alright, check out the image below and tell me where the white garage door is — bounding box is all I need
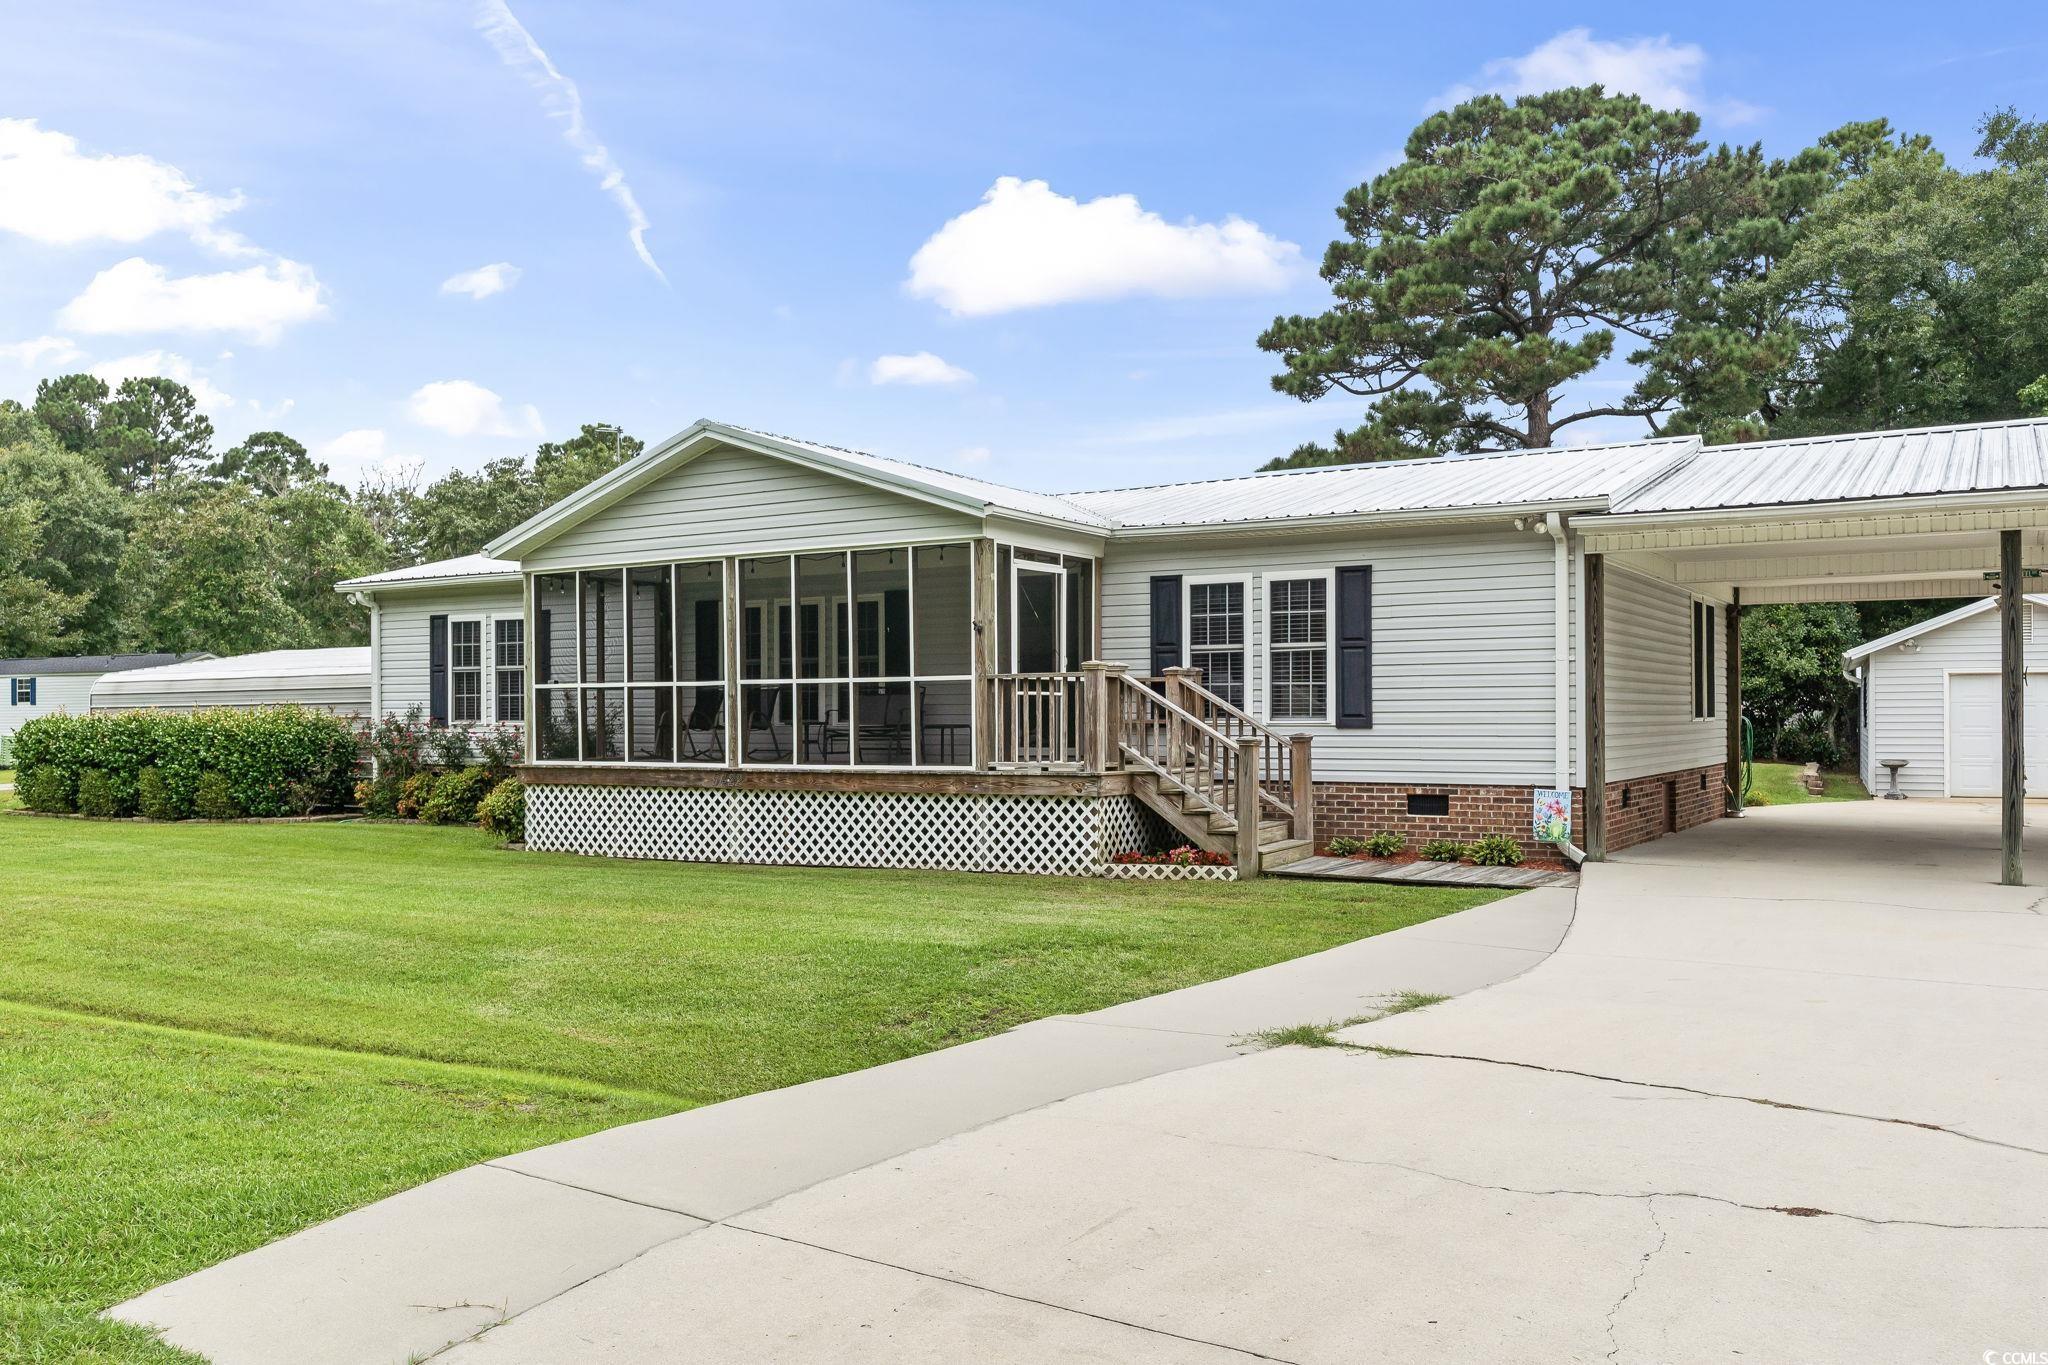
[1947,673,2048,796]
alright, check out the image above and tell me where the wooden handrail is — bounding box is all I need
[987,672,1087,769]
[1154,667,1311,839]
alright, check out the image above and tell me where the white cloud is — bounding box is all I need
[953,445,992,466]
[1427,28,1761,123]
[58,256,327,344]
[0,118,252,253]
[869,351,974,387]
[407,379,542,438]
[441,262,522,300]
[474,1,665,282]
[89,350,233,412]
[906,177,1302,317]
[0,335,83,368]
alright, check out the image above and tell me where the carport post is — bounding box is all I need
[1585,553,1606,861]
[1726,588,1743,815]
[2001,529,2025,886]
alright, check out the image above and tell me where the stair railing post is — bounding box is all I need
[1081,661,1117,773]
[1289,733,1314,845]
[1162,666,1189,772]
[1234,736,1262,879]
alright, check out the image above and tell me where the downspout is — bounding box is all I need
[350,590,379,777]
[1542,512,1586,864]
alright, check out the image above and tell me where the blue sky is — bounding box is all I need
[1,2,2040,493]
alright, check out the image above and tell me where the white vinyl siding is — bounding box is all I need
[523,443,981,571]
[1103,527,1567,785]
[372,581,526,723]
[1603,566,1727,782]
[1,673,97,738]
[1859,599,2048,798]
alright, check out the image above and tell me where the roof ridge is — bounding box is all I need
[1704,415,2048,454]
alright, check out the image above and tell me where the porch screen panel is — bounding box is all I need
[579,570,626,762]
[739,556,795,763]
[676,562,726,763]
[534,574,578,758]
[1063,557,1093,665]
[852,550,912,765]
[912,543,974,767]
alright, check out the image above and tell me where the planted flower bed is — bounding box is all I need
[1100,845,1238,881]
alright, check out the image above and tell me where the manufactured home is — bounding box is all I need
[1,653,206,758]
[91,647,373,717]
[337,416,2048,879]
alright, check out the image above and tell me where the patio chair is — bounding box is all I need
[681,690,725,761]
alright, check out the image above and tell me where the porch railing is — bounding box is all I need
[1158,668,1299,828]
[987,672,1087,768]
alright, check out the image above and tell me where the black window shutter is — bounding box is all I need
[537,608,552,683]
[1705,605,1716,718]
[1148,575,1183,677]
[1335,565,1372,729]
[429,614,449,727]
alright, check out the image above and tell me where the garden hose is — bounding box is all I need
[1739,714,1755,809]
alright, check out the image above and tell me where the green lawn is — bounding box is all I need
[1748,760,1870,805]
[0,815,1498,1361]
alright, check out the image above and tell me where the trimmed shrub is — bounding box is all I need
[1325,835,1369,856]
[76,769,119,818]
[1419,837,1468,862]
[477,777,526,842]
[193,772,241,820]
[397,772,438,821]
[11,706,358,820]
[420,766,492,825]
[1362,830,1404,858]
[18,767,75,814]
[1466,833,1524,867]
[137,766,185,821]
[354,774,402,818]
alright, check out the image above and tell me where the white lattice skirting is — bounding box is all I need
[526,785,1163,877]
[1097,863,1238,882]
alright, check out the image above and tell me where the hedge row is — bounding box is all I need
[11,707,360,819]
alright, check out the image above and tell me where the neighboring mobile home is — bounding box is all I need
[1844,596,2048,799]
[1,653,205,758]
[91,648,374,717]
[338,416,2048,877]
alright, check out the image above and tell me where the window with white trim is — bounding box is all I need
[1186,579,1246,707]
[450,618,484,723]
[1267,576,1331,722]
[494,619,525,723]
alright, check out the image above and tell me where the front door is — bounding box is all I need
[1013,562,1065,673]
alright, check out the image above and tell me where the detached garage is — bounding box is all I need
[91,648,372,717]
[1845,597,2048,798]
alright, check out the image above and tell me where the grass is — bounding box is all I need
[1246,989,1452,1049]
[0,815,1500,1360]
[1747,761,1870,806]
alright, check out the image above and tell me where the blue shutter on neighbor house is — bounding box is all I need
[429,615,449,727]
[1149,575,1183,677]
[1335,565,1372,729]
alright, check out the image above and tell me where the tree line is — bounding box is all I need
[0,375,643,659]
[1265,88,2048,762]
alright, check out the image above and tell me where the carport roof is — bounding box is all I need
[1611,418,2048,514]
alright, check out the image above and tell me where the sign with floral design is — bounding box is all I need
[1532,788,1571,844]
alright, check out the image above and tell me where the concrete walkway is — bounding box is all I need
[111,885,1571,1365]
[416,800,2046,1363]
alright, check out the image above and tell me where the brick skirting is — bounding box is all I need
[1311,762,1730,860]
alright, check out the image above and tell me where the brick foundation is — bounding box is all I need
[1311,762,1730,860]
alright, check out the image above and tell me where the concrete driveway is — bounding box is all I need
[119,801,2048,1362]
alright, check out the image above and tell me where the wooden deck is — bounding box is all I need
[1272,854,1577,889]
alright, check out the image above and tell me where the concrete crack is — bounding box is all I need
[1358,1047,2048,1161]
[1605,1200,1665,1362]
[1067,1115,2048,1232]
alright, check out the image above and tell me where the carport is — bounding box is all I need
[1574,419,2048,884]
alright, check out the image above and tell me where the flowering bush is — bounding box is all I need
[1111,845,1232,867]
[364,707,430,780]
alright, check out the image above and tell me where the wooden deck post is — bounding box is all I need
[2001,529,2025,886]
[1235,736,1262,879]
[1584,553,1607,862]
[972,538,998,770]
[1725,588,1743,815]
[1289,733,1314,846]
[1081,661,1122,774]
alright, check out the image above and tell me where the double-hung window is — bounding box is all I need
[1692,600,1717,720]
[494,619,526,723]
[449,619,484,724]
[1186,579,1247,707]
[9,677,34,706]
[1267,576,1331,723]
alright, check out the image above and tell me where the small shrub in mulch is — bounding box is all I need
[1465,833,1524,867]
[1418,838,1469,863]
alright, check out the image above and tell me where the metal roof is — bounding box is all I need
[337,554,521,590]
[1057,437,1699,529]
[92,647,371,687]
[0,651,205,676]
[1612,418,2048,514]
[730,426,1115,529]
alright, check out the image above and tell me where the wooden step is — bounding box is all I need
[1259,838,1314,872]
